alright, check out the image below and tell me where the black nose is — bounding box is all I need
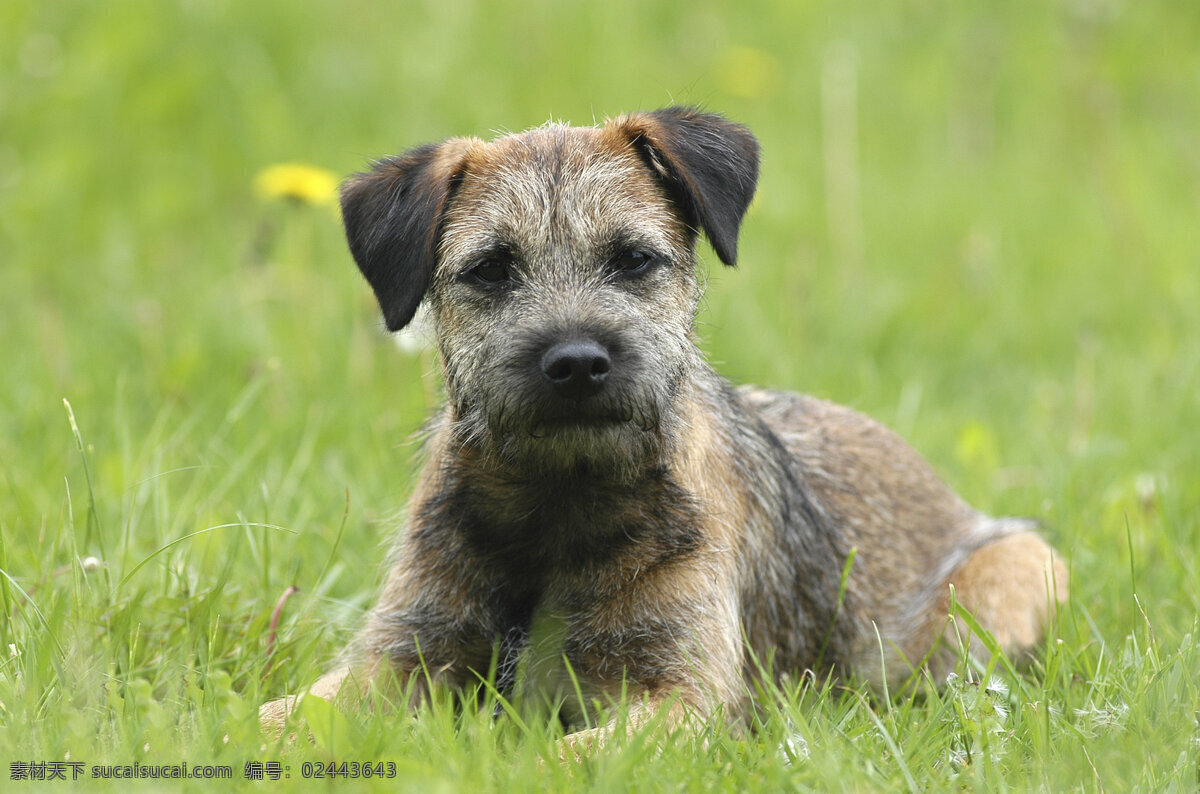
[540,340,611,400]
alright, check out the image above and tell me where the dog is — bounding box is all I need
[259,107,1068,751]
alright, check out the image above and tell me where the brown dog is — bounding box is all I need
[260,107,1067,749]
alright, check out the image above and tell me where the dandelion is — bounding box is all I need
[716,47,782,100]
[955,421,1000,473]
[781,732,810,763]
[777,721,810,764]
[1135,472,1163,512]
[253,162,338,207]
[248,162,339,266]
[1073,701,1130,736]
[984,676,1011,721]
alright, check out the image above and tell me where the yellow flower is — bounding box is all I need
[955,421,1000,473]
[716,47,782,100]
[253,163,338,206]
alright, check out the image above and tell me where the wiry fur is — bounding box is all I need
[260,108,1068,750]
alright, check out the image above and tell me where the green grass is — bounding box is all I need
[2,0,1198,789]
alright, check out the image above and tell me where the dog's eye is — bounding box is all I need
[610,250,655,276]
[468,259,511,285]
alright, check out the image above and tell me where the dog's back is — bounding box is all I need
[739,387,1065,686]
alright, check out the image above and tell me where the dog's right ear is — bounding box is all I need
[340,140,472,332]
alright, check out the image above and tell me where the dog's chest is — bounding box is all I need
[451,469,706,578]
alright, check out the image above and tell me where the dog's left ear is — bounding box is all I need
[341,139,473,332]
[617,107,760,266]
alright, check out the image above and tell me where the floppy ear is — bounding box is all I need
[340,139,471,331]
[617,106,760,266]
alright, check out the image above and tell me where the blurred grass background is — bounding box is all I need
[1,0,1198,789]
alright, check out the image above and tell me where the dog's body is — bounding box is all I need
[261,108,1067,746]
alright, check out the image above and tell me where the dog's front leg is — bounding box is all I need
[258,664,369,735]
[259,530,512,735]
[551,556,744,759]
[555,691,699,761]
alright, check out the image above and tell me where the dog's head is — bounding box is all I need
[341,107,759,480]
